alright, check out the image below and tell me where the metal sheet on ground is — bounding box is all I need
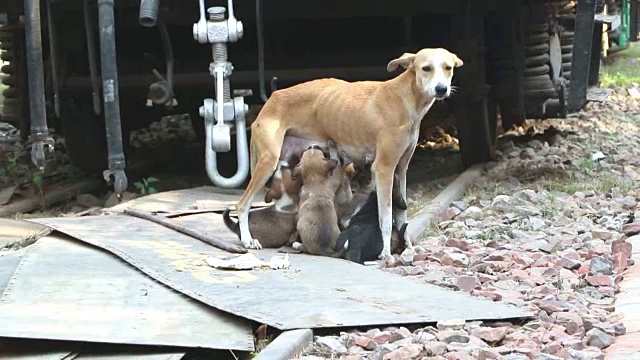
[29,215,532,330]
[104,186,267,216]
[0,235,254,351]
[0,249,24,295]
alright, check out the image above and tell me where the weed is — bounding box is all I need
[601,42,640,87]
[6,155,19,177]
[134,177,159,196]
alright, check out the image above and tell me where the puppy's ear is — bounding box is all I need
[452,53,464,68]
[344,163,356,179]
[324,158,339,174]
[338,150,352,167]
[264,189,274,203]
[291,165,302,181]
[387,53,416,73]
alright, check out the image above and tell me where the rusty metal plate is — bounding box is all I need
[0,235,254,351]
[29,214,532,330]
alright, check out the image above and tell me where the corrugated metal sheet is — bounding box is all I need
[30,211,532,330]
[0,235,254,351]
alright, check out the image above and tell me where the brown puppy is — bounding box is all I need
[223,161,301,248]
[292,147,342,256]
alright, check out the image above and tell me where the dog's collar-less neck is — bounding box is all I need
[386,71,434,123]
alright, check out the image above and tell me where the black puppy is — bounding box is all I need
[334,180,410,264]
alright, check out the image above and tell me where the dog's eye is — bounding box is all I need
[444,65,453,71]
[422,66,432,72]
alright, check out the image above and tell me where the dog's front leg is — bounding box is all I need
[371,161,396,264]
[394,145,417,248]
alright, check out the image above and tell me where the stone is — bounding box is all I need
[445,238,471,251]
[586,328,615,349]
[491,195,511,209]
[372,331,393,344]
[422,341,448,356]
[589,256,613,275]
[436,319,466,331]
[355,335,376,350]
[553,312,584,335]
[439,252,470,267]
[437,331,470,344]
[557,256,582,270]
[392,327,412,341]
[461,206,484,220]
[316,336,348,355]
[591,230,612,240]
[586,275,612,287]
[611,238,633,261]
[456,275,478,292]
[382,344,423,360]
[413,330,436,344]
[470,326,509,343]
[566,348,605,360]
[534,299,571,312]
[622,222,640,236]
[399,248,416,266]
[369,344,397,360]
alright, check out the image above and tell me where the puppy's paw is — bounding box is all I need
[292,241,303,250]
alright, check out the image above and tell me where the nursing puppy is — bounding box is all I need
[336,162,406,230]
[335,175,409,264]
[292,146,342,256]
[223,161,301,248]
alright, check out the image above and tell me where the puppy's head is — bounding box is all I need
[264,161,289,203]
[293,148,339,184]
[386,48,463,100]
[391,222,409,254]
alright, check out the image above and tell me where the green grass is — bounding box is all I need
[601,42,640,87]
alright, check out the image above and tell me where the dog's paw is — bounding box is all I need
[292,241,302,250]
[242,238,263,250]
[378,250,395,265]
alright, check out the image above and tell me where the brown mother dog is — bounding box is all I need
[235,48,463,263]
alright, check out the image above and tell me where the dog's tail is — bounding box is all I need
[222,208,241,236]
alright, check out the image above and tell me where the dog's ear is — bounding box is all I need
[452,53,464,68]
[324,158,339,174]
[387,53,416,73]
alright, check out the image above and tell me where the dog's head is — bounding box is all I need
[292,148,339,184]
[386,48,463,100]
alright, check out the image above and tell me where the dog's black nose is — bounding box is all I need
[435,84,448,97]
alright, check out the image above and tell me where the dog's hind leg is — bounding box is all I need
[236,122,285,249]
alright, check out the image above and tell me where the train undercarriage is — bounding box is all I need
[0,0,637,195]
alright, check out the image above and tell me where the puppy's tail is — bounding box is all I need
[222,208,241,236]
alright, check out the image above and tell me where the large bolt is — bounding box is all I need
[207,7,226,21]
